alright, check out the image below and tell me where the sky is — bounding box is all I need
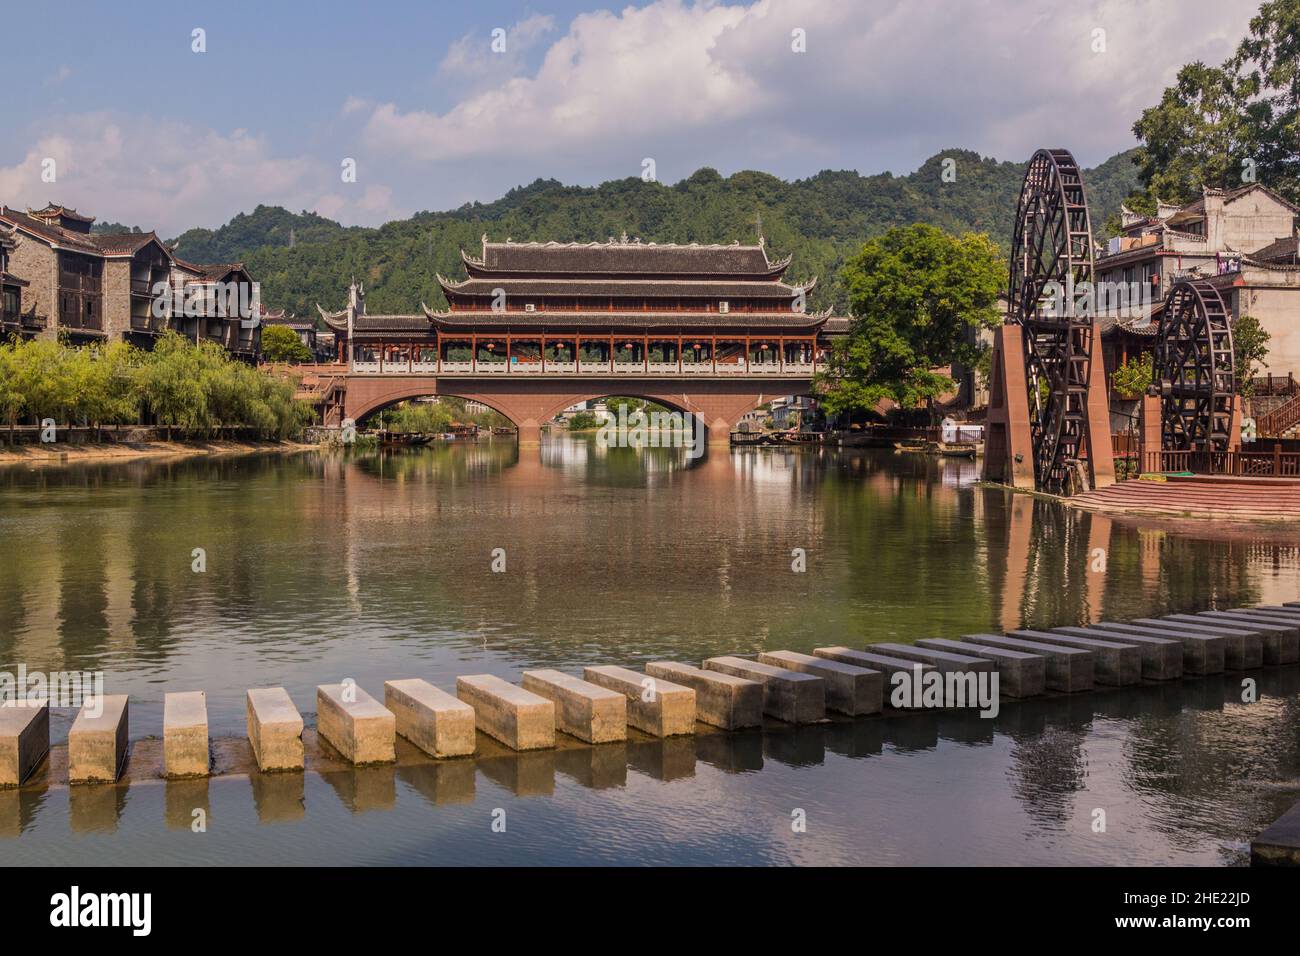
[0,0,1264,236]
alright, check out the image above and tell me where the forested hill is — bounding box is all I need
[168,148,1141,318]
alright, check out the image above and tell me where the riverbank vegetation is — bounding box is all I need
[0,332,314,443]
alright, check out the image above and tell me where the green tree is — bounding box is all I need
[0,344,22,445]
[1111,353,1155,398]
[261,324,313,363]
[136,332,208,439]
[1131,0,1300,205]
[1233,314,1272,396]
[815,224,1004,420]
[1132,61,1254,204]
[10,338,76,425]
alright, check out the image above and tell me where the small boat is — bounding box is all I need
[376,430,433,447]
[893,439,928,453]
[935,442,977,458]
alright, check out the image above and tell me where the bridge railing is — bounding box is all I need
[347,358,819,377]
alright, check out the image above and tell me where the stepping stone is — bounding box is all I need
[960,635,1094,693]
[384,679,476,757]
[757,650,882,715]
[317,683,396,765]
[1108,620,1226,674]
[163,691,209,778]
[1053,627,1182,680]
[645,662,761,730]
[1008,630,1141,686]
[521,669,627,744]
[0,700,49,787]
[583,665,695,737]
[456,675,555,751]
[916,639,1045,698]
[1162,615,1263,669]
[1252,799,1300,866]
[702,656,825,723]
[69,695,130,784]
[867,643,994,674]
[1212,610,1300,664]
[246,687,304,772]
[813,647,935,709]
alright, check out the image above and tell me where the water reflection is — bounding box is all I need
[1,438,1300,863]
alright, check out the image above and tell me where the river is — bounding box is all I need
[1,437,1298,864]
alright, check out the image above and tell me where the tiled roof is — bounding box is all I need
[464,239,792,278]
[30,203,94,223]
[174,258,246,281]
[88,232,163,256]
[438,275,815,299]
[421,309,832,331]
[0,206,102,253]
[1251,236,1299,263]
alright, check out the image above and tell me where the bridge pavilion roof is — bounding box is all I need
[462,236,794,279]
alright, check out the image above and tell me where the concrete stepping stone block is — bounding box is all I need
[812,647,935,708]
[702,656,825,723]
[1009,630,1141,686]
[0,700,49,788]
[1053,627,1182,681]
[1162,615,1263,669]
[317,683,396,764]
[1212,610,1300,664]
[915,638,1045,697]
[246,687,304,772]
[69,695,130,784]
[645,662,762,730]
[960,634,1094,692]
[163,691,209,778]
[456,675,555,751]
[757,650,882,715]
[384,679,476,757]
[1105,620,1225,674]
[521,669,627,744]
[583,665,695,737]
[868,643,994,675]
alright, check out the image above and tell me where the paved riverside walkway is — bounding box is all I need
[1070,475,1300,521]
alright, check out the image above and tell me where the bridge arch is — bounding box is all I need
[340,375,814,445]
[345,378,521,430]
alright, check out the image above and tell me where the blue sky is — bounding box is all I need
[0,0,1262,235]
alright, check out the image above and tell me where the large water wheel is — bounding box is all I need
[1007,149,1098,494]
[1152,279,1236,453]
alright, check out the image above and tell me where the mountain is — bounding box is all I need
[165,149,1141,318]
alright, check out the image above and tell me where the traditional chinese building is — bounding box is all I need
[1096,185,1300,384]
[0,203,261,359]
[1,221,38,340]
[320,235,836,375]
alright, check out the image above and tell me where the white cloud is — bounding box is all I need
[0,113,399,235]
[361,0,1261,179]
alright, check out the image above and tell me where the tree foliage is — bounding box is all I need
[1132,0,1300,204]
[261,325,313,363]
[1233,314,1272,395]
[1110,353,1155,398]
[814,224,1005,418]
[0,332,313,442]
